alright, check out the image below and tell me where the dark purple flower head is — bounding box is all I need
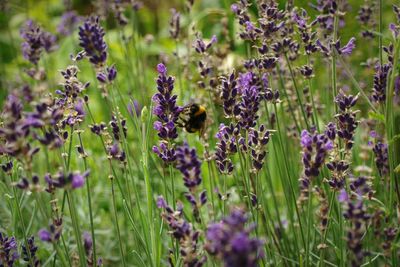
[194,35,217,54]
[335,91,359,150]
[57,10,82,36]
[176,142,202,189]
[97,64,117,84]
[389,23,399,38]
[78,16,107,66]
[372,142,389,177]
[83,232,93,255]
[215,123,240,174]
[337,37,356,56]
[152,63,182,163]
[238,85,260,130]
[152,142,176,163]
[20,20,57,64]
[205,209,264,267]
[38,222,62,243]
[340,188,370,266]
[44,170,89,191]
[169,8,180,39]
[221,71,240,118]
[298,127,333,204]
[372,64,391,104]
[248,125,271,172]
[158,198,206,266]
[0,232,19,267]
[21,236,39,266]
[300,128,333,178]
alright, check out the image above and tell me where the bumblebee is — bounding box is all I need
[178,103,207,134]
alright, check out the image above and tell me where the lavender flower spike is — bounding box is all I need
[152,63,182,163]
[176,142,202,189]
[78,16,107,66]
[0,232,19,267]
[338,37,356,56]
[205,209,264,267]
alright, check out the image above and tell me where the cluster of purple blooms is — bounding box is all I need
[248,125,271,172]
[78,16,107,67]
[152,63,182,163]
[371,64,391,104]
[57,10,82,36]
[372,141,389,177]
[205,209,264,267]
[0,232,19,267]
[215,123,239,174]
[175,142,207,220]
[157,197,206,267]
[20,20,57,65]
[335,91,359,150]
[339,180,371,267]
[44,170,90,191]
[298,127,333,204]
[21,236,40,267]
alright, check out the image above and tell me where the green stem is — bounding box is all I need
[11,180,35,267]
[111,178,127,267]
[66,191,87,267]
[77,133,97,265]
[284,53,310,130]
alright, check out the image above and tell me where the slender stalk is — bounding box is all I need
[111,177,127,267]
[77,133,97,265]
[386,40,400,211]
[64,127,86,267]
[65,191,87,267]
[331,12,339,115]
[141,110,158,267]
[10,178,35,267]
[284,53,310,130]
[378,0,383,65]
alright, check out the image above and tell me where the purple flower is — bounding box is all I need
[78,16,107,66]
[389,23,399,38]
[176,142,202,189]
[335,91,359,150]
[96,65,117,83]
[152,63,182,163]
[38,221,62,244]
[38,229,52,242]
[194,35,217,54]
[238,85,260,130]
[215,123,239,174]
[169,8,180,39]
[156,195,167,208]
[21,236,39,266]
[0,232,19,267]
[300,127,332,178]
[71,172,85,189]
[44,170,89,191]
[158,198,206,266]
[338,189,349,203]
[20,20,57,65]
[248,125,271,172]
[372,142,389,177]
[205,209,264,267]
[341,189,370,266]
[372,64,391,103]
[57,10,82,36]
[83,232,93,255]
[298,127,333,204]
[338,37,356,56]
[221,71,240,118]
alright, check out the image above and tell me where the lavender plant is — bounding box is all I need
[0,0,400,266]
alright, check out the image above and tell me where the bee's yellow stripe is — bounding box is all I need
[194,105,206,116]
